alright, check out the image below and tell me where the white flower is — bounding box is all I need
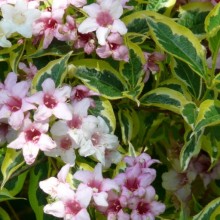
[1,0,41,38]
[0,20,12,47]
[78,0,127,45]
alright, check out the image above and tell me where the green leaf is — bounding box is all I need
[0,207,10,220]
[27,40,73,58]
[213,72,220,92]
[180,129,203,171]
[202,125,220,167]
[159,78,192,100]
[73,59,126,99]
[120,42,145,101]
[28,161,54,220]
[193,197,220,220]
[0,188,25,202]
[181,102,198,129]
[120,44,145,89]
[9,43,25,73]
[32,52,72,91]
[1,149,24,188]
[171,58,204,99]
[177,2,213,35]
[146,0,176,14]
[89,97,116,132]
[140,87,190,114]
[195,100,220,132]
[205,3,220,57]
[118,108,134,144]
[146,13,208,80]
[4,171,28,197]
[123,12,149,44]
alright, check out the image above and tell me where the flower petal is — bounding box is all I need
[83,3,101,17]
[96,26,110,45]
[44,201,65,218]
[78,17,99,34]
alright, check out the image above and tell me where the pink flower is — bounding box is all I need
[40,164,71,198]
[74,32,96,54]
[69,115,119,165]
[78,0,127,45]
[73,163,119,207]
[18,62,38,81]
[28,78,72,121]
[69,0,87,7]
[96,32,129,62]
[71,84,99,106]
[130,189,166,220]
[0,72,36,130]
[43,184,92,220]
[40,164,92,219]
[7,117,56,165]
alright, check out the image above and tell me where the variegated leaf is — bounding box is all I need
[181,102,198,129]
[205,3,220,59]
[180,129,203,171]
[146,14,208,80]
[1,149,24,188]
[32,51,72,91]
[171,58,204,99]
[140,87,190,114]
[178,2,213,35]
[73,59,127,99]
[195,100,220,132]
[193,197,220,220]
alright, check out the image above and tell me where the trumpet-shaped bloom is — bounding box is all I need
[73,163,119,207]
[1,0,41,38]
[78,0,127,45]
[0,72,36,130]
[7,117,56,165]
[27,78,72,121]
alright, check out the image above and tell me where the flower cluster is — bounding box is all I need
[40,153,165,220]
[0,0,129,61]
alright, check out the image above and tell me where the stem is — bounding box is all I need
[6,201,20,220]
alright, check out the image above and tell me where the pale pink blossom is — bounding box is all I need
[18,62,38,81]
[27,78,72,121]
[96,32,129,62]
[1,0,41,38]
[54,15,77,42]
[40,164,71,198]
[71,84,99,106]
[78,0,127,45]
[33,1,66,48]
[43,184,92,220]
[73,163,119,207]
[130,189,166,220]
[0,72,36,130]
[69,0,87,7]
[69,115,119,165]
[74,32,96,54]
[7,117,56,165]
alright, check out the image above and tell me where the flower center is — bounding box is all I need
[88,179,102,193]
[137,201,150,215]
[7,97,22,112]
[43,94,57,109]
[25,128,41,143]
[47,18,57,29]
[13,12,26,25]
[91,132,100,146]
[125,177,139,192]
[96,11,113,27]
[60,136,72,150]
[67,115,82,129]
[108,199,121,213]
[65,200,81,215]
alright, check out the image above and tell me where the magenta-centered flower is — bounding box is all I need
[7,117,56,165]
[78,0,127,45]
[73,163,119,207]
[28,78,72,121]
